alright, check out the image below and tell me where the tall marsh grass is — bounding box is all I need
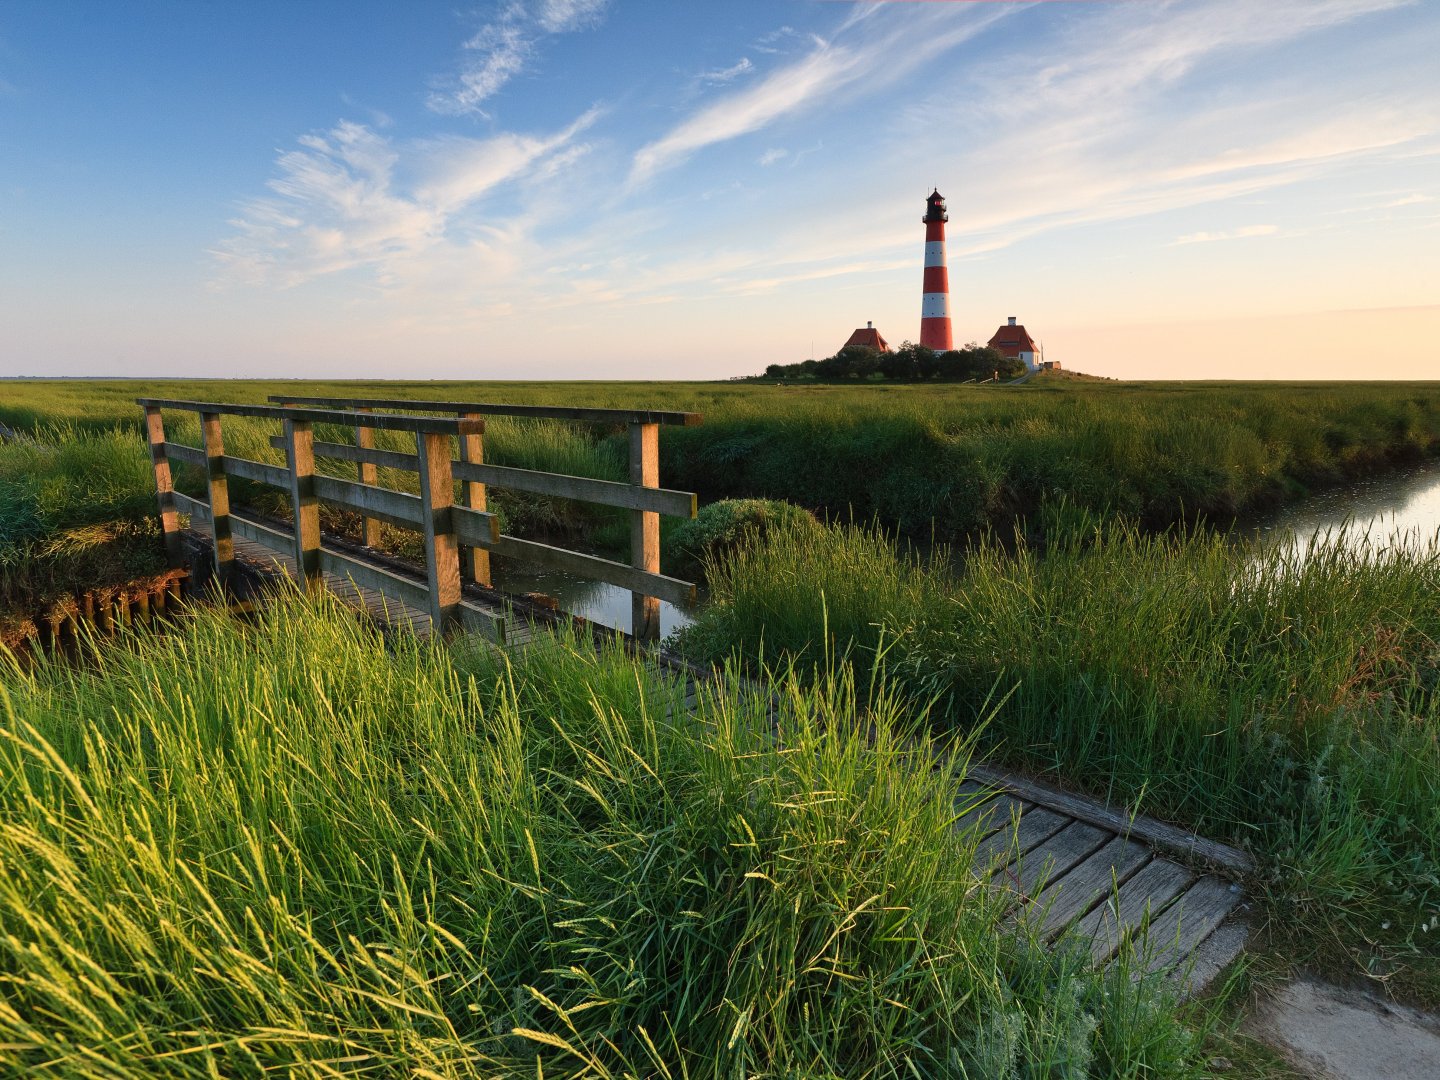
[0,594,1205,1076]
[3,378,1438,542]
[683,517,1440,999]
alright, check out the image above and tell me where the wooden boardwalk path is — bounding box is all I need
[183,516,1252,999]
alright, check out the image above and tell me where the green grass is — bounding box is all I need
[679,516,1440,1004]
[0,425,167,615]
[0,593,1213,1076]
[3,378,1439,543]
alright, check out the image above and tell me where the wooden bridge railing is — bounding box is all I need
[139,396,700,641]
[267,395,700,640]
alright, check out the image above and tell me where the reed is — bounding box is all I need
[683,516,1440,1001]
[0,594,1204,1076]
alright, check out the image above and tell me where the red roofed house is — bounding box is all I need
[988,316,1046,371]
[842,321,890,353]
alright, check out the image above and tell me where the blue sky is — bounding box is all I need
[1,0,1437,380]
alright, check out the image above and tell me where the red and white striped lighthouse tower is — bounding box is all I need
[919,188,953,352]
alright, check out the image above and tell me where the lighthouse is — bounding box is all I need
[919,188,953,352]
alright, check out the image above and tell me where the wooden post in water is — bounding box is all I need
[283,418,322,593]
[416,431,463,634]
[629,422,661,641]
[200,411,234,589]
[143,406,183,568]
[457,410,491,587]
[353,407,383,549]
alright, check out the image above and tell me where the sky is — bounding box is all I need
[0,0,1437,381]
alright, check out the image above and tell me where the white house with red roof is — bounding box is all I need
[988,316,1046,371]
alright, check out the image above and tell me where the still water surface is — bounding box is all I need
[488,463,1440,635]
[1249,462,1440,558]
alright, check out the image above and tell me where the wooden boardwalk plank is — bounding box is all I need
[954,790,1029,837]
[968,764,1254,874]
[1131,875,1245,976]
[972,807,1071,876]
[1000,820,1113,901]
[1022,836,1151,938]
[1070,857,1194,965]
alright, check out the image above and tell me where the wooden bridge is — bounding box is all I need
[139,393,1252,997]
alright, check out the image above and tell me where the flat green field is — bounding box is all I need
[5,376,1440,537]
[4,377,1440,1074]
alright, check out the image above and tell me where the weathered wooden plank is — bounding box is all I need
[145,410,183,567]
[968,764,1255,874]
[630,421,661,641]
[268,394,702,427]
[458,410,490,587]
[312,474,426,528]
[172,490,210,522]
[162,440,205,468]
[222,454,291,490]
[953,790,1029,838]
[138,398,482,436]
[1131,875,1244,976]
[416,430,463,634]
[284,420,322,591]
[316,548,505,644]
[201,412,233,588]
[972,807,1071,876]
[1022,837,1152,938]
[270,435,419,473]
[353,409,382,549]
[454,459,697,518]
[1000,821,1112,901]
[1070,857,1194,965]
[1168,919,1250,1000]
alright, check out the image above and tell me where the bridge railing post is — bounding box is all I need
[458,410,491,587]
[283,418,322,593]
[200,410,234,590]
[143,406,183,568]
[629,421,661,641]
[353,407,382,549]
[416,430,463,635]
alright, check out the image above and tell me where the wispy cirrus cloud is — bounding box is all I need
[629,5,1007,184]
[697,57,753,85]
[1173,224,1279,245]
[428,0,610,117]
[214,109,598,287]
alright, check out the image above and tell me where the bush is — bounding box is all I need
[666,497,819,577]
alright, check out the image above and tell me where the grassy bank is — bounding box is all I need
[0,425,167,624]
[680,517,1440,1003]
[3,379,1439,544]
[0,594,1209,1076]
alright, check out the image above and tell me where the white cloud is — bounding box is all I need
[1386,193,1435,207]
[1173,224,1280,245]
[428,1,610,117]
[537,0,607,33]
[630,6,1005,184]
[699,57,753,85]
[758,147,787,167]
[214,110,597,287]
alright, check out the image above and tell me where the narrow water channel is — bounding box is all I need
[1248,461,1440,559]
[489,559,695,636]
[486,462,1440,635]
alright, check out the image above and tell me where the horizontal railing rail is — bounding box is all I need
[267,394,701,427]
[142,394,702,640]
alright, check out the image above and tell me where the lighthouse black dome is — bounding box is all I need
[923,189,948,223]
